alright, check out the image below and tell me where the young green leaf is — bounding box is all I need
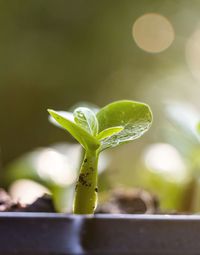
[73,107,98,136]
[48,109,100,151]
[69,102,99,114]
[49,111,74,129]
[96,100,152,151]
[97,126,123,140]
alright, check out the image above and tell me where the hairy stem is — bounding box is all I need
[73,149,99,214]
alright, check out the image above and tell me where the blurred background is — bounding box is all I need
[1,0,200,213]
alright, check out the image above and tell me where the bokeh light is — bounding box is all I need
[35,148,77,186]
[186,27,200,82]
[132,13,175,53]
[144,143,188,183]
[9,179,50,204]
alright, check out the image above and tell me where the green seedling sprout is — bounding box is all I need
[48,100,152,214]
[165,101,200,211]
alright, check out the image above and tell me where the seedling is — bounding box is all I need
[48,100,152,214]
[165,102,200,211]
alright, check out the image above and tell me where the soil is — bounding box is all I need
[96,188,159,214]
[0,189,56,212]
[0,187,159,213]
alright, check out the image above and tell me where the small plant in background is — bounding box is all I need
[1,144,82,212]
[48,100,152,214]
[1,142,109,213]
[164,101,200,211]
[165,101,200,156]
[140,142,190,212]
[130,101,200,213]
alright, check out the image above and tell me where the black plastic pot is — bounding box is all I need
[1,213,200,254]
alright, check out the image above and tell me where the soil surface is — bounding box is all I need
[96,188,159,214]
[0,187,159,213]
[0,189,56,212]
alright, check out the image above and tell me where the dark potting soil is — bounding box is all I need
[0,187,159,213]
[96,188,159,214]
[0,189,56,212]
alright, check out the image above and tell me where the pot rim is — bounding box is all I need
[0,212,200,220]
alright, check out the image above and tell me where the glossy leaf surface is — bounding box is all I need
[73,107,98,136]
[48,109,100,151]
[96,100,152,151]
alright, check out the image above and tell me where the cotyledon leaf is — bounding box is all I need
[49,111,74,129]
[73,107,98,136]
[49,101,99,129]
[96,100,152,151]
[48,109,100,151]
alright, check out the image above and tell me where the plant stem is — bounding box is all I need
[73,149,99,214]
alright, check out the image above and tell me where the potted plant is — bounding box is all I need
[1,100,200,255]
